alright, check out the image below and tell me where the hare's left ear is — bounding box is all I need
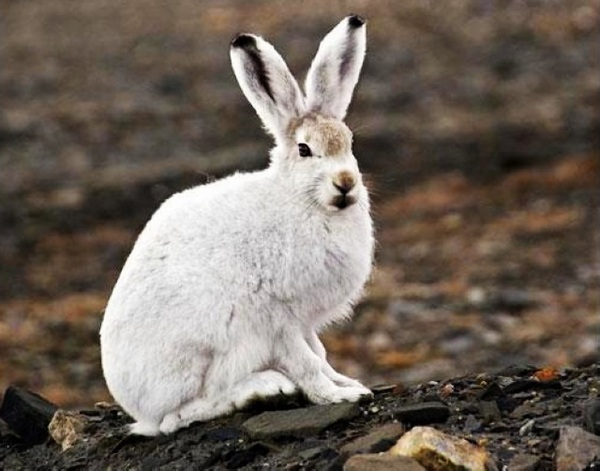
[305,15,366,120]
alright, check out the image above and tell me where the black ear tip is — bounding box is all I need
[231,33,256,49]
[348,15,366,28]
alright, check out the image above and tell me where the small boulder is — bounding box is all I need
[0,386,58,445]
[554,426,600,471]
[390,426,498,471]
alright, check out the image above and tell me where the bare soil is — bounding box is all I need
[0,0,598,412]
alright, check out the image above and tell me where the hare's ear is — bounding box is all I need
[305,15,366,120]
[231,34,305,143]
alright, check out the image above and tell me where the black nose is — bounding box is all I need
[333,182,352,195]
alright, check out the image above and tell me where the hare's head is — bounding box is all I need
[230,16,367,212]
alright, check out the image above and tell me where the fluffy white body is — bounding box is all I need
[100,15,374,436]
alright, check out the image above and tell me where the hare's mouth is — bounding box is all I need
[331,194,357,210]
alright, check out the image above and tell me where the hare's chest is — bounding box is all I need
[322,217,373,286]
[283,213,373,309]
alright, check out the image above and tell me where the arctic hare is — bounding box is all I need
[100,15,374,436]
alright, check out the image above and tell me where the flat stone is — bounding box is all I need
[507,453,540,471]
[0,386,58,445]
[555,426,600,471]
[390,402,450,425]
[340,423,406,458]
[343,453,426,471]
[583,399,600,435]
[48,410,89,450]
[242,402,359,439]
[297,445,327,461]
[496,365,538,377]
[503,379,562,394]
[390,426,498,471]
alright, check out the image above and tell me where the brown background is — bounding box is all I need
[1,0,598,408]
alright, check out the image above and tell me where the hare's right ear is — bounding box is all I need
[231,34,305,143]
[305,15,367,120]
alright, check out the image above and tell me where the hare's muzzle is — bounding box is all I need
[331,171,358,209]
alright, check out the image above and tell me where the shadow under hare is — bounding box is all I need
[100,15,374,436]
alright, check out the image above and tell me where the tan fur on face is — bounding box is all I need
[292,114,352,157]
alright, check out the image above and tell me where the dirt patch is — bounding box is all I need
[0,0,598,410]
[1,364,599,470]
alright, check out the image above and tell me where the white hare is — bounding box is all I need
[100,15,374,436]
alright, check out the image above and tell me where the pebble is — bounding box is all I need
[519,419,536,436]
[242,402,359,439]
[464,414,483,433]
[554,426,600,471]
[343,453,426,471]
[390,426,498,471]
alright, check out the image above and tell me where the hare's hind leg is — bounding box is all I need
[229,370,297,408]
[159,396,229,435]
[129,420,161,436]
[159,370,297,434]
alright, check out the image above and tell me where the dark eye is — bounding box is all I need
[298,143,312,157]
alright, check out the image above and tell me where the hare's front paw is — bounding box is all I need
[325,369,370,390]
[308,384,372,405]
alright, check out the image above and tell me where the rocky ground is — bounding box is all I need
[1,363,599,470]
[0,0,599,451]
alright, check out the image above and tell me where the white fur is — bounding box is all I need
[100,16,373,436]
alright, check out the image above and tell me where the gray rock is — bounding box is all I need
[242,402,359,439]
[343,453,426,471]
[464,414,483,433]
[340,423,406,458]
[390,402,450,425]
[507,453,540,471]
[555,426,600,471]
[583,399,600,436]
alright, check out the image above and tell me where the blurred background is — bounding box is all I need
[0,0,598,408]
